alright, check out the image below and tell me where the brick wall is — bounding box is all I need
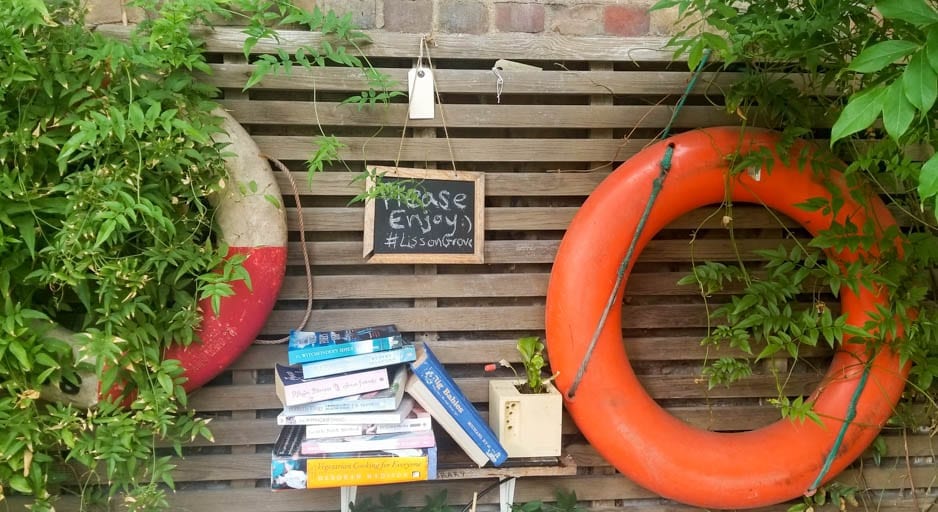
[85,0,681,37]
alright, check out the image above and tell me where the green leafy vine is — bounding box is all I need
[0,0,402,509]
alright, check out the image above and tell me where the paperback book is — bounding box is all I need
[408,343,507,466]
[277,366,408,419]
[271,442,437,490]
[301,343,417,379]
[288,324,404,365]
[300,429,436,455]
[274,364,389,407]
[406,373,491,467]
[304,405,431,438]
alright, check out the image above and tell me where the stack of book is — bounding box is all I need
[270,325,509,491]
[271,325,437,490]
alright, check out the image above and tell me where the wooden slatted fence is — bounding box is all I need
[29,26,938,512]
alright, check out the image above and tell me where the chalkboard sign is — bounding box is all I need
[363,167,485,264]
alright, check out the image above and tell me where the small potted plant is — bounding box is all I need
[487,336,562,457]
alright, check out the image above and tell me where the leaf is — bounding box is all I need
[830,86,887,144]
[9,474,32,494]
[14,215,36,258]
[918,153,938,203]
[903,50,938,112]
[9,341,31,370]
[877,0,938,27]
[927,29,938,72]
[882,80,915,141]
[848,40,919,73]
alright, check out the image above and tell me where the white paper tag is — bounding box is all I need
[493,59,542,72]
[408,67,435,119]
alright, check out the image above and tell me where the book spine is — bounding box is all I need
[272,448,436,490]
[405,376,489,467]
[288,335,403,365]
[281,368,389,406]
[303,452,433,488]
[301,345,416,379]
[303,424,371,439]
[278,409,398,425]
[299,430,436,455]
[411,350,507,465]
[279,396,398,417]
[375,415,432,434]
[300,415,431,435]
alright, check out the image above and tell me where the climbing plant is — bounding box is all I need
[653,0,938,432]
[0,0,397,509]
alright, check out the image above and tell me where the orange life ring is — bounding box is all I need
[545,127,909,508]
[41,109,287,407]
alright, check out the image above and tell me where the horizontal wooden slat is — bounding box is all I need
[286,205,798,232]
[9,481,934,512]
[190,372,825,412]
[259,303,732,334]
[278,271,822,300]
[230,337,832,370]
[161,452,938,492]
[278,170,614,196]
[283,239,798,266]
[208,65,739,95]
[223,100,740,129]
[255,135,644,162]
[93,25,677,61]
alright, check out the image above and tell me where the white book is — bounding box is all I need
[305,406,431,438]
[278,396,415,426]
[405,373,490,467]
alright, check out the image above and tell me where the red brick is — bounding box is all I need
[495,3,545,33]
[438,0,489,34]
[604,5,651,37]
[383,0,433,32]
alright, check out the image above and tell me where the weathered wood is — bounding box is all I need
[207,65,741,95]
[283,239,798,266]
[231,337,832,370]
[190,372,826,413]
[259,303,735,334]
[81,22,927,510]
[254,135,646,162]
[222,100,741,129]
[285,206,799,232]
[116,25,679,61]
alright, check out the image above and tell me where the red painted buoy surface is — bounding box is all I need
[42,109,287,406]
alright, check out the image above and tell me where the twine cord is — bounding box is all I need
[566,49,711,400]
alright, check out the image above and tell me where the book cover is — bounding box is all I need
[274,365,389,407]
[278,366,408,419]
[405,373,491,467]
[288,325,404,365]
[271,446,437,490]
[301,343,417,379]
[300,429,436,455]
[408,343,507,466]
[304,405,431,437]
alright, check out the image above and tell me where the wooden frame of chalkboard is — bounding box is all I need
[363,166,485,264]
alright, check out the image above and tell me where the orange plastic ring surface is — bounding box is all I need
[545,127,909,508]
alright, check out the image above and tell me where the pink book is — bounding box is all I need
[299,429,436,455]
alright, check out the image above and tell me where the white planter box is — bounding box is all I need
[488,379,562,458]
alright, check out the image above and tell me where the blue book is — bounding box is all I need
[408,343,507,466]
[302,343,417,379]
[288,324,404,365]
